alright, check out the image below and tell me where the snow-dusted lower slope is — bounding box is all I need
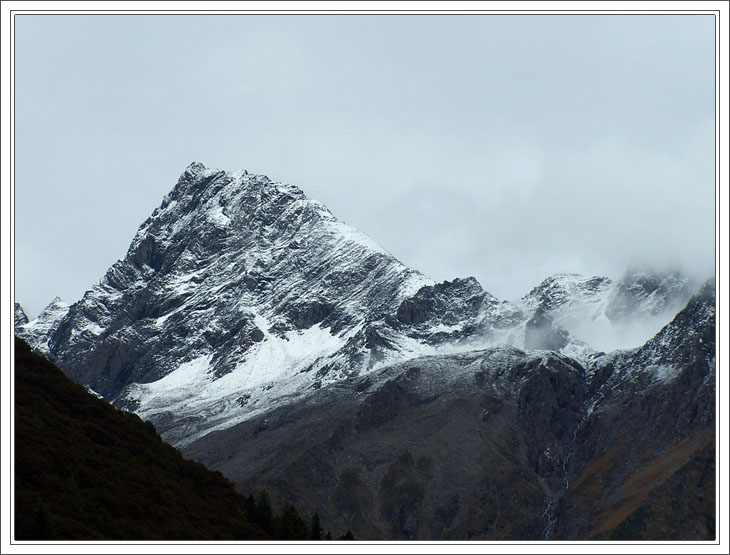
[15,162,706,446]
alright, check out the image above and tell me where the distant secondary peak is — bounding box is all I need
[428,276,488,299]
[396,275,492,326]
[528,273,610,293]
[15,303,29,328]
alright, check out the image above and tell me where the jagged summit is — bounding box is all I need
[15,303,29,328]
[18,163,437,443]
[16,297,69,355]
[185,160,207,172]
[523,273,610,307]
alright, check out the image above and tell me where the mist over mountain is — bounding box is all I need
[15,162,715,541]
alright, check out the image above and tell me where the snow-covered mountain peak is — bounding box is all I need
[33,296,69,319]
[182,160,210,175]
[17,163,710,448]
[15,303,29,328]
[28,164,432,433]
[522,273,612,311]
[15,296,70,356]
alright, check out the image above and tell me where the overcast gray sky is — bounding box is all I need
[14,14,716,318]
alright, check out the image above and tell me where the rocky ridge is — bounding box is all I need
[15,163,702,446]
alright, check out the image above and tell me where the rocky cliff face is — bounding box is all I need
[16,162,715,539]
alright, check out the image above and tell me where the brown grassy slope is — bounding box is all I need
[590,438,716,540]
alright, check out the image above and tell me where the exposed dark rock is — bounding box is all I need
[396,277,492,326]
[290,301,334,329]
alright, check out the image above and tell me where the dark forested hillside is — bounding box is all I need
[13,337,326,541]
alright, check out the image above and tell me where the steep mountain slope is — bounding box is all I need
[14,337,268,540]
[182,279,715,540]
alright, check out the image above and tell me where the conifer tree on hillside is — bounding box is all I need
[309,513,323,540]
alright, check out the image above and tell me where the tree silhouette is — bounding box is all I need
[337,529,356,540]
[275,503,308,540]
[309,512,323,540]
